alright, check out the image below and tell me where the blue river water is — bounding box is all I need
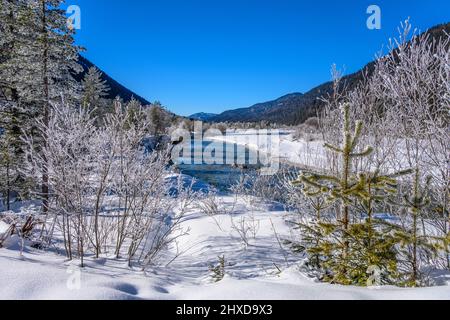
[174,138,262,190]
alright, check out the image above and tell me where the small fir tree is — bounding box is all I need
[289,186,333,270]
[293,104,410,285]
[394,168,441,287]
[209,255,226,282]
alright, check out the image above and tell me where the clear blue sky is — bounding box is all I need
[67,0,450,116]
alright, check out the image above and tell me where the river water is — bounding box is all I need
[172,134,299,193]
[173,137,263,190]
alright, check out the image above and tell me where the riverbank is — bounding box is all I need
[210,130,328,171]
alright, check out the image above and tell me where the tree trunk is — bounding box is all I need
[6,161,10,211]
[78,214,84,267]
[411,168,420,286]
[94,182,105,259]
[41,0,50,215]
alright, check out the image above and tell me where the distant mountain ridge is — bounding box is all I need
[208,65,372,125]
[75,55,151,106]
[189,112,218,121]
[209,22,450,125]
[210,93,306,124]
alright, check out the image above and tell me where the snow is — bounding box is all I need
[1,193,449,300]
[211,130,328,170]
[0,221,9,235]
[211,130,430,174]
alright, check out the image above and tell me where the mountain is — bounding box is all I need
[210,93,307,124]
[210,22,450,125]
[75,55,151,106]
[209,63,375,125]
[76,55,185,125]
[189,112,218,121]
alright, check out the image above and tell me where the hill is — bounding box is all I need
[189,112,219,121]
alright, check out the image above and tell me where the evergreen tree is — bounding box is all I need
[289,185,333,270]
[394,168,441,287]
[293,104,410,285]
[1,0,82,105]
[0,101,33,210]
[0,0,18,100]
[149,101,167,137]
[0,0,82,213]
[81,66,110,109]
[0,130,18,210]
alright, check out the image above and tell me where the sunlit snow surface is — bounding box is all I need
[1,190,449,300]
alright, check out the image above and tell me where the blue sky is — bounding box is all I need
[67,0,450,116]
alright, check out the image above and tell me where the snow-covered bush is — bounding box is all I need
[23,100,194,268]
[230,168,301,210]
[293,21,450,287]
[197,191,224,216]
[230,214,260,249]
[293,117,321,142]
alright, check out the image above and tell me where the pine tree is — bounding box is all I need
[82,66,110,109]
[0,130,17,210]
[0,0,82,213]
[294,103,373,283]
[338,170,410,285]
[0,2,31,132]
[149,101,171,149]
[1,0,81,105]
[0,2,32,210]
[0,0,17,98]
[293,104,410,285]
[289,182,333,269]
[150,102,164,137]
[394,168,441,287]
[0,99,34,210]
[209,255,226,282]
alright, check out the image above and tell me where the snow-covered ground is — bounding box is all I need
[211,130,427,173]
[1,193,449,300]
[211,130,328,170]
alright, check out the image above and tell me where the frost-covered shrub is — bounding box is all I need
[23,100,194,268]
[293,123,320,142]
[299,21,450,286]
